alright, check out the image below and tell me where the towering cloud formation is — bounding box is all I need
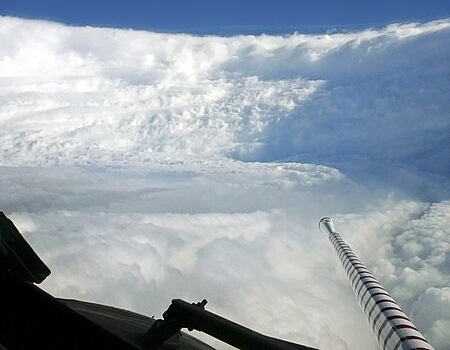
[0,16,449,349]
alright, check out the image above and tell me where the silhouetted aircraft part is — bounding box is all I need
[143,299,317,350]
[0,268,140,349]
[0,212,50,283]
[319,217,435,350]
[0,212,316,350]
[59,298,215,350]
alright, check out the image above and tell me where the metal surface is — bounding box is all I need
[144,299,317,350]
[319,217,434,350]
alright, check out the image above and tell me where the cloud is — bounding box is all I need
[1,17,449,349]
[411,287,450,349]
[1,17,449,178]
[5,164,448,349]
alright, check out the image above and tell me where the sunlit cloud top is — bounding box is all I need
[1,16,449,350]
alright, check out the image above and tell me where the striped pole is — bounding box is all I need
[319,217,434,350]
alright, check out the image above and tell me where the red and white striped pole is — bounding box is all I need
[319,217,434,350]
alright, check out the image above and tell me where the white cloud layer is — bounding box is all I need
[1,17,449,349]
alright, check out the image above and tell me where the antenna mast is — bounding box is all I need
[319,217,434,350]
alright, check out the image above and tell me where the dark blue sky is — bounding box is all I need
[1,0,449,34]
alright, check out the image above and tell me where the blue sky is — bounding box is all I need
[1,0,449,34]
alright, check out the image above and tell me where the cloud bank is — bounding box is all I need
[1,17,449,349]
